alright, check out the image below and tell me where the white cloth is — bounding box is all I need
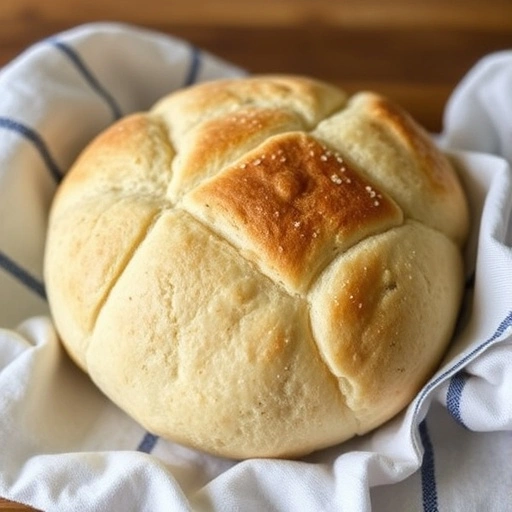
[0,22,511,511]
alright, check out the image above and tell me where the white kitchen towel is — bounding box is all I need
[0,23,511,512]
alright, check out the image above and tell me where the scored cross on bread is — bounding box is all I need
[44,75,469,459]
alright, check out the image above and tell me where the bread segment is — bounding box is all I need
[53,114,175,210]
[308,221,464,432]
[184,132,403,293]
[313,92,469,245]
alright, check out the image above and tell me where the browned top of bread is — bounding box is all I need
[44,75,469,459]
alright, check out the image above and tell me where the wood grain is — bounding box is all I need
[0,1,511,510]
[1,0,511,131]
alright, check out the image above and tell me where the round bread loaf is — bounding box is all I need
[44,75,469,459]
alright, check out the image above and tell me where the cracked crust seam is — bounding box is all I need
[305,309,362,434]
[85,205,169,356]
[154,91,348,203]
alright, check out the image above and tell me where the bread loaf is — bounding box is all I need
[44,75,469,459]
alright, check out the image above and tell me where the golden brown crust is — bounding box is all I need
[167,107,304,201]
[44,75,469,459]
[186,132,402,292]
[313,92,469,245]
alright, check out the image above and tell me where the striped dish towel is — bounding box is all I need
[0,23,511,512]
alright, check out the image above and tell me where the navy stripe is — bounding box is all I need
[0,250,46,300]
[419,420,439,512]
[413,310,512,421]
[183,46,201,86]
[50,40,123,121]
[137,432,159,453]
[0,117,63,183]
[446,371,469,428]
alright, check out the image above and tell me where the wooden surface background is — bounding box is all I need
[0,0,511,510]
[1,0,512,133]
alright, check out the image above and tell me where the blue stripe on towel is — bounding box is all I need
[183,46,201,86]
[446,371,469,428]
[50,40,123,121]
[0,117,63,183]
[137,432,159,453]
[419,420,439,512]
[413,310,512,420]
[0,250,46,300]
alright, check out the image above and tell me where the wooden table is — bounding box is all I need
[0,0,511,510]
